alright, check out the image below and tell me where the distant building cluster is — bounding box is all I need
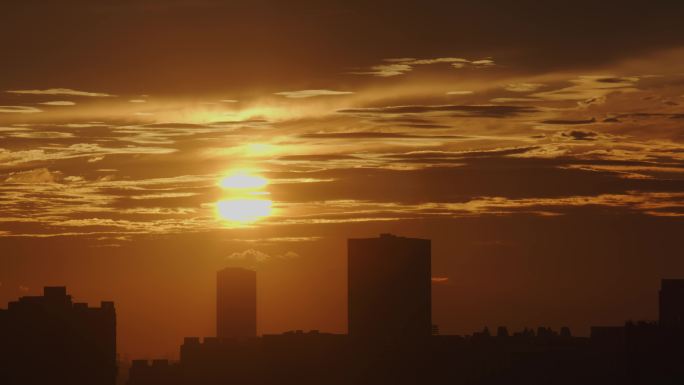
[0,286,116,385]
[2,234,684,385]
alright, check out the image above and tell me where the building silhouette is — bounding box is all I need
[6,238,684,384]
[0,286,116,385]
[216,267,257,339]
[659,279,684,328]
[347,233,431,342]
[58,235,679,385]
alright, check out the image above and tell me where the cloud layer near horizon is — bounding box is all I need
[2,58,684,239]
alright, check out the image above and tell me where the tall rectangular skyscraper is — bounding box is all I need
[217,267,257,339]
[659,279,684,328]
[348,234,431,342]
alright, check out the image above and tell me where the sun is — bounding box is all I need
[216,169,273,225]
[216,198,272,223]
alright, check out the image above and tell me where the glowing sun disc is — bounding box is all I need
[216,198,272,223]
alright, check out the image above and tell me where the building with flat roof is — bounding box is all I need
[347,234,432,342]
[217,267,257,339]
[659,279,684,328]
[0,287,116,385]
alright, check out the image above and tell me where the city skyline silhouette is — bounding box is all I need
[3,233,684,384]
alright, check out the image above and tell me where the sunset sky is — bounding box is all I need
[2,0,684,359]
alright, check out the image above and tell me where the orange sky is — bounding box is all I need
[1,0,684,359]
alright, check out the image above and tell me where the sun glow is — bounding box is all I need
[179,105,294,124]
[216,169,273,225]
[216,198,272,223]
[219,171,268,189]
[244,143,278,157]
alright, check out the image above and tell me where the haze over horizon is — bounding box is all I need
[1,0,684,359]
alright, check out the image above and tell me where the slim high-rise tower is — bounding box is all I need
[348,233,431,342]
[217,267,257,339]
[659,279,684,328]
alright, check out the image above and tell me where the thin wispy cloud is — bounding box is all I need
[8,131,75,139]
[38,101,76,106]
[274,89,354,98]
[0,106,42,113]
[4,168,61,184]
[226,249,300,263]
[6,88,114,97]
[532,76,639,103]
[351,57,495,77]
[505,83,544,92]
[0,143,177,167]
[338,104,537,117]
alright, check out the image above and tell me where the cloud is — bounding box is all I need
[299,132,465,139]
[541,118,596,125]
[338,104,537,117]
[279,251,300,258]
[4,168,61,184]
[0,143,176,167]
[371,116,451,128]
[0,171,227,238]
[446,90,474,95]
[268,158,684,206]
[130,192,199,200]
[63,176,85,183]
[6,88,114,97]
[38,101,76,106]
[226,249,271,262]
[226,249,299,263]
[350,63,413,77]
[88,156,105,163]
[595,76,640,84]
[490,97,541,103]
[0,106,42,113]
[0,126,30,132]
[270,191,684,224]
[277,154,360,161]
[142,122,208,129]
[129,99,147,103]
[505,83,544,92]
[0,52,682,243]
[9,131,75,139]
[273,89,354,98]
[470,59,495,67]
[384,147,539,161]
[560,130,599,141]
[350,57,495,77]
[614,112,684,120]
[532,76,639,103]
